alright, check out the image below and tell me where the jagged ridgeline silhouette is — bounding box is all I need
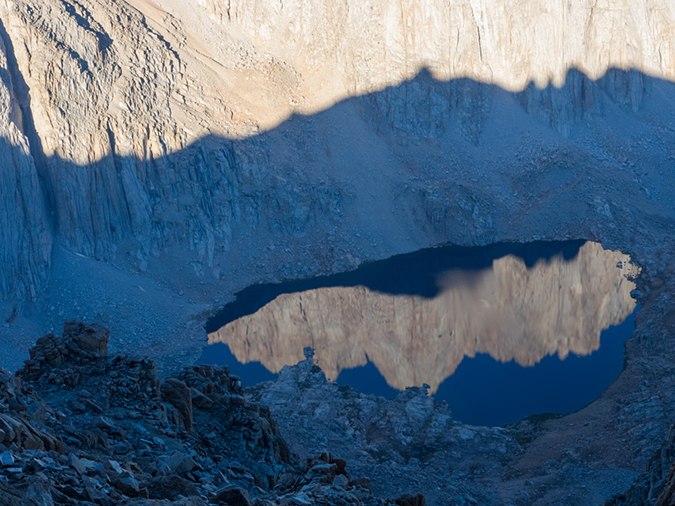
[0,58,671,302]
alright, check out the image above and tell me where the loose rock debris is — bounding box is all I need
[0,321,425,505]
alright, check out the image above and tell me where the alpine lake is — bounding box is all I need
[200,241,638,426]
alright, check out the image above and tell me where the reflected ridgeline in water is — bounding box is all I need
[207,241,637,392]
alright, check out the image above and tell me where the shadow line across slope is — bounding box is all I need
[1,65,674,304]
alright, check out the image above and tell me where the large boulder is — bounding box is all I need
[160,378,193,433]
[63,321,109,356]
[145,475,199,500]
[212,486,253,506]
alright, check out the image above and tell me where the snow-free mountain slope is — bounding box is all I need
[0,1,675,504]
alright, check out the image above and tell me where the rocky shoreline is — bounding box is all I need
[0,321,426,505]
[4,315,675,505]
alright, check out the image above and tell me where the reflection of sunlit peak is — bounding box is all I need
[209,241,636,394]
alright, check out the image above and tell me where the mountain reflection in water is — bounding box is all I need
[206,241,637,397]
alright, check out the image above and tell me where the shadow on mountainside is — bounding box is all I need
[2,65,675,304]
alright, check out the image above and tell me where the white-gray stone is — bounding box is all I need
[0,451,15,467]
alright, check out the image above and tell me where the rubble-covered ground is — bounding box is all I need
[0,321,426,506]
[252,274,675,506]
[6,316,675,506]
[253,349,518,505]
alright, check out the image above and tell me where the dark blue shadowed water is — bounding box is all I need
[201,240,638,427]
[198,342,278,386]
[335,307,636,426]
[336,361,400,400]
[205,240,585,334]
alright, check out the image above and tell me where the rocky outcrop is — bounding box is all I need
[0,321,426,505]
[607,422,675,505]
[256,349,517,505]
[0,368,63,453]
[160,378,194,433]
[209,241,636,391]
[64,321,109,356]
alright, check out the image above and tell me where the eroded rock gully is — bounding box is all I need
[0,0,674,504]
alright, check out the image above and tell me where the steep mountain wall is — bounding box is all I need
[0,0,672,358]
[0,2,673,504]
[0,29,51,300]
[200,0,675,89]
[197,0,675,139]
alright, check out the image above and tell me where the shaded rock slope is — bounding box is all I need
[607,420,675,506]
[254,348,518,505]
[0,321,426,505]
[1,1,675,505]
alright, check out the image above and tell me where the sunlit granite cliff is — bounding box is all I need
[200,0,675,96]
[209,242,637,391]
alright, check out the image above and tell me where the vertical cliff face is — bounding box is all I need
[1,0,194,263]
[0,0,671,329]
[0,0,354,293]
[200,0,675,87]
[200,0,674,127]
[0,28,51,300]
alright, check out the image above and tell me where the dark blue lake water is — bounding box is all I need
[201,240,637,426]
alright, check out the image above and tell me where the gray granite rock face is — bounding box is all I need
[0,0,673,310]
[0,27,51,301]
